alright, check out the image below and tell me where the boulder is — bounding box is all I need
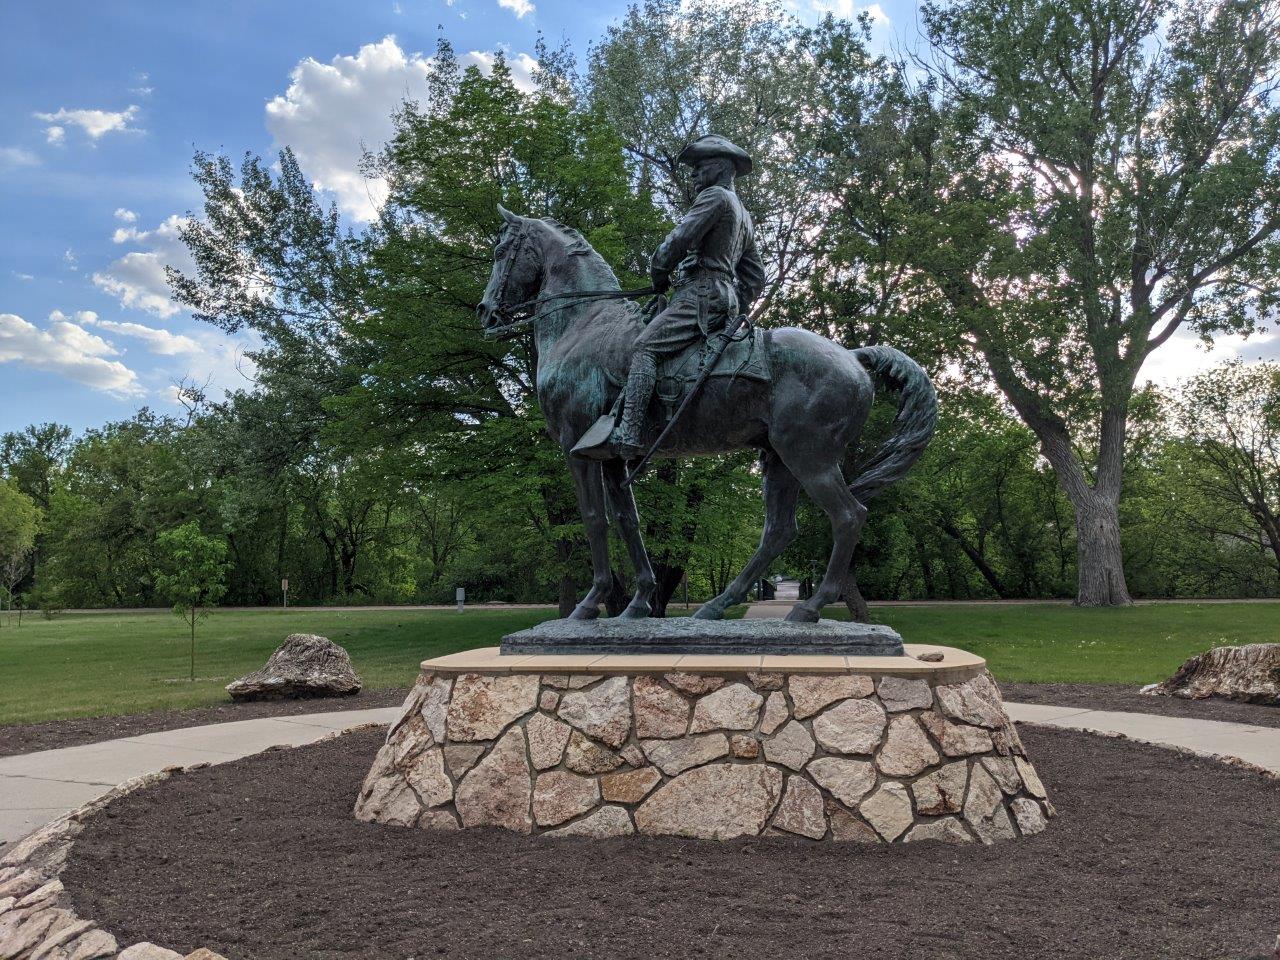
[1144,643,1280,705]
[226,634,360,701]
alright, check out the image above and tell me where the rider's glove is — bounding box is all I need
[650,267,671,295]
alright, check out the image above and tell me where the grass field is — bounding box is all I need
[0,602,1276,726]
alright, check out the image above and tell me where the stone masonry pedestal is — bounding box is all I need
[354,645,1052,844]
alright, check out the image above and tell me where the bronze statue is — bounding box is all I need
[611,135,766,457]
[477,135,937,624]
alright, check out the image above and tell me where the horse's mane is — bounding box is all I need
[539,218,642,320]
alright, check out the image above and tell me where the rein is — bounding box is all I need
[484,285,656,339]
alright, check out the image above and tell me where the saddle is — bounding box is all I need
[571,326,772,459]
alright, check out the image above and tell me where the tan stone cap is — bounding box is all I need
[421,644,985,683]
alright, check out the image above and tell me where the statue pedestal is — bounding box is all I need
[354,645,1052,844]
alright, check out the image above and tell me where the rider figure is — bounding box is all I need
[610,134,766,458]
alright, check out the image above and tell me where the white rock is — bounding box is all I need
[859,781,913,842]
[526,713,571,771]
[533,771,601,827]
[904,817,973,844]
[762,720,815,771]
[806,757,877,808]
[772,776,828,839]
[641,734,729,776]
[876,715,940,777]
[547,805,635,838]
[812,697,887,755]
[690,683,763,732]
[635,763,783,840]
[557,676,632,748]
[963,762,1017,845]
[633,676,690,739]
[1010,797,1048,836]
[454,727,533,833]
[911,760,969,816]
[876,675,933,712]
[789,674,873,719]
[760,691,789,735]
[447,673,538,741]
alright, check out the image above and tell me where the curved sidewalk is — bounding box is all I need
[2,699,1276,848]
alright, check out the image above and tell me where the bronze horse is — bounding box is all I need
[477,207,937,623]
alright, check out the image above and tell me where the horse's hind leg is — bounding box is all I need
[780,458,867,623]
[693,451,801,620]
[602,460,656,618]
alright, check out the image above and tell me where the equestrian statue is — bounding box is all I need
[476,134,937,624]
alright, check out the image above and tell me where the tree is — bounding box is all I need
[0,481,39,624]
[154,522,229,681]
[809,0,1280,604]
[1172,360,1280,587]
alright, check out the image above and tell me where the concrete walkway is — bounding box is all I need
[0,707,398,847]
[2,695,1275,848]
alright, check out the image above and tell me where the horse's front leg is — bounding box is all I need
[565,457,613,620]
[602,460,655,618]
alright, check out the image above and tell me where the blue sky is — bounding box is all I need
[0,0,1265,436]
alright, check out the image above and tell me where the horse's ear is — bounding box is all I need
[497,203,517,224]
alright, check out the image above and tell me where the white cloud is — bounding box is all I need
[1138,329,1280,387]
[808,0,890,24]
[46,126,65,145]
[114,207,138,223]
[63,249,78,272]
[34,105,140,142]
[93,214,192,318]
[12,272,34,282]
[76,311,201,356]
[0,147,39,169]
[497,0,535,17]
[0,311,142,396]
[265,36,535,222]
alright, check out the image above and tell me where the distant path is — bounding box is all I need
[55,597,1280,615]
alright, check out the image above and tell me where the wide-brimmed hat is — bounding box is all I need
[677,134,753,176]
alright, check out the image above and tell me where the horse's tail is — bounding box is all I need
[848,345,938,502]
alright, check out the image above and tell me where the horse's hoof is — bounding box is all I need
[784,605,819,623]
[568,604,600,621]
[618,602,651,619]
[692,603,724,620]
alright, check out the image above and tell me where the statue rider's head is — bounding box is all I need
[678,134,753,194]
[693,156,736,193]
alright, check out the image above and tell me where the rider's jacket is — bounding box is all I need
[651,185,767,313]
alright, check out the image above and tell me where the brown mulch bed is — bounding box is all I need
[63,726,1278,960]
[1000,681,1280,729]
[0,688,412,757]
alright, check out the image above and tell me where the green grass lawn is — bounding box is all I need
[1,601,1276,726]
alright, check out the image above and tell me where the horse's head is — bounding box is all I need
[478,205,543,339]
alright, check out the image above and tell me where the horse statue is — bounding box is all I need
[476,206,937,624]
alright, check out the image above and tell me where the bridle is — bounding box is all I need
[482,223,654,340]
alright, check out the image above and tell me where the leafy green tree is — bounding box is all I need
[1170,360,1280,588]
[808,0,1280,604]
[154,521,229,681]
[0,481,40,623]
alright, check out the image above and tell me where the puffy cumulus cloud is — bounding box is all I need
[0,311,142,396]
[114,207,138,223]
[265,36,535,222]
[93,214,193,318]
[0,147,39,170]
[33,105,141,142]
[497,0,535,17]
[76,311,202,356]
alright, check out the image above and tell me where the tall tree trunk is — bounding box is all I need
[1072,489,1133,606]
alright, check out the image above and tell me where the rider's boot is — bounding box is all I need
[611,351,657,459]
